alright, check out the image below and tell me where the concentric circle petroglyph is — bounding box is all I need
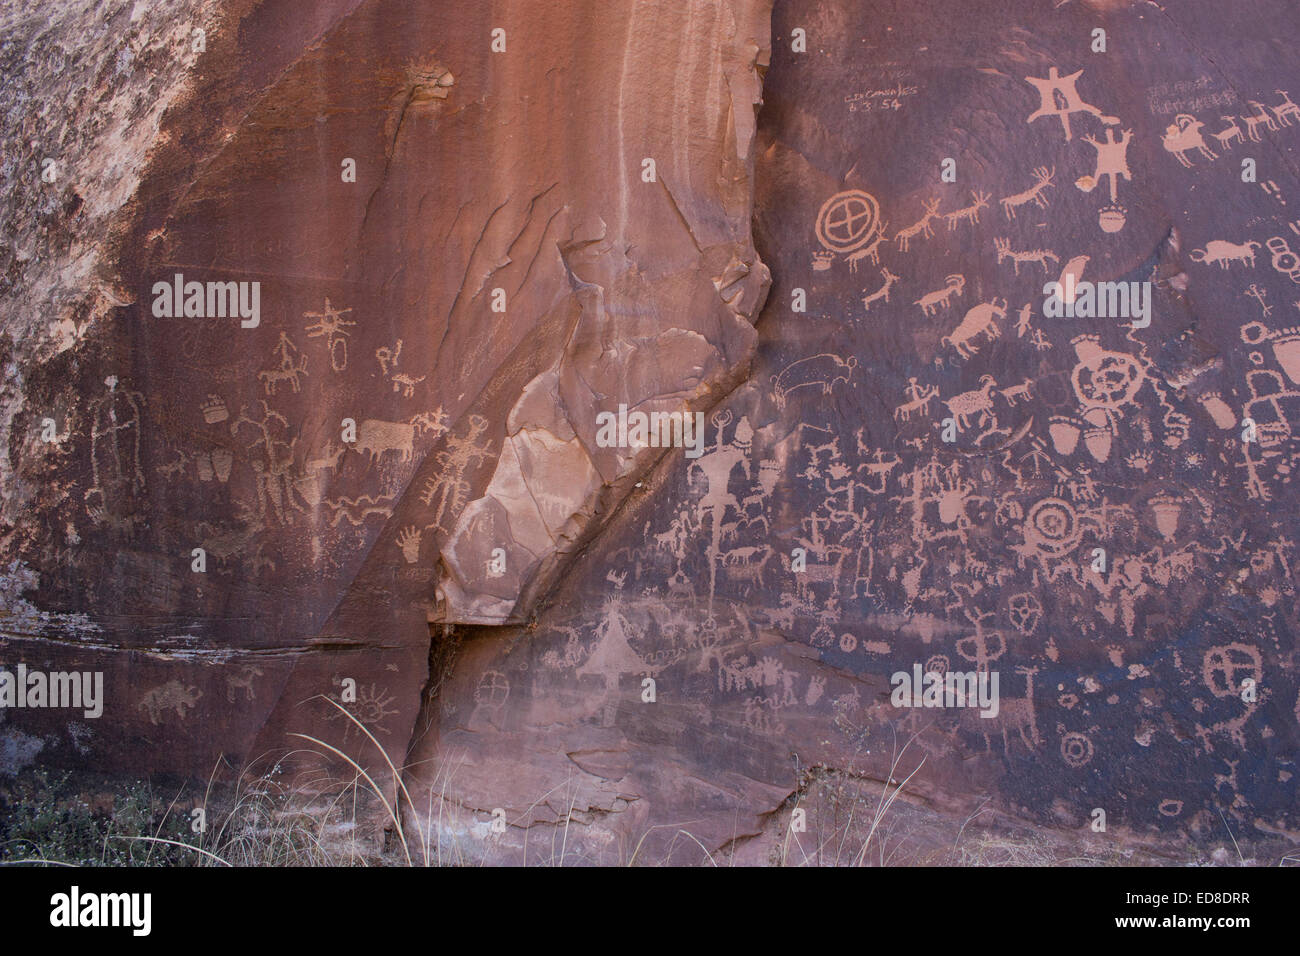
[1024,497,1081,558]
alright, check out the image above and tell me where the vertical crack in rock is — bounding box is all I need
[403,0,775,845]
[433,0,773,628]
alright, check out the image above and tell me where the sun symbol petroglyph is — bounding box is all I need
[816,189,881,254]
[1202,643,1262,699]
[326,683,398,739]
[1061,731,1095,768]
[1019,497,1082,564]
[1007,592,1043,635]
[814,189,885,271]
[303,297,355,372]
[1070,335,1145,410]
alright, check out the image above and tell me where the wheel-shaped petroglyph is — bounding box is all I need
[815,189,881,254]
[1023,497,1082,559]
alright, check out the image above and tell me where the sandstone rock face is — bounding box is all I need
[404,0,1300,863]
[3,0,1299,866]
[0,0,771,798]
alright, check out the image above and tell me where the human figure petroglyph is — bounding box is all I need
[259,332,308,395]
[1195,643,1263,752]
[1085,553,1153,638]
[419,413,493,532]
[949,601,1003,663]
[741,696,787,735]
[1079,128,1133,203]
[794,515,850,602]
[1011,495,1082,570]
[303,297,355,372]
[1244,284,1272,317]
[376,339,402,376]
[85,376,145,522]
[915,274,964,316]
[1000,167,1055,219]
[890,460,972,549]
[577,599,659,727]
[894,378,939,422]
[689,411,749,614]
[231,401,304,524]
[808,437,884,595]
[650,506,697,559]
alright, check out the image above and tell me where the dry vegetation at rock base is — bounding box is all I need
[4,716,1288,867]
[1,764,1275,867]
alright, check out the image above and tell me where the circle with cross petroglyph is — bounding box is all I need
[815,189,881,254]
